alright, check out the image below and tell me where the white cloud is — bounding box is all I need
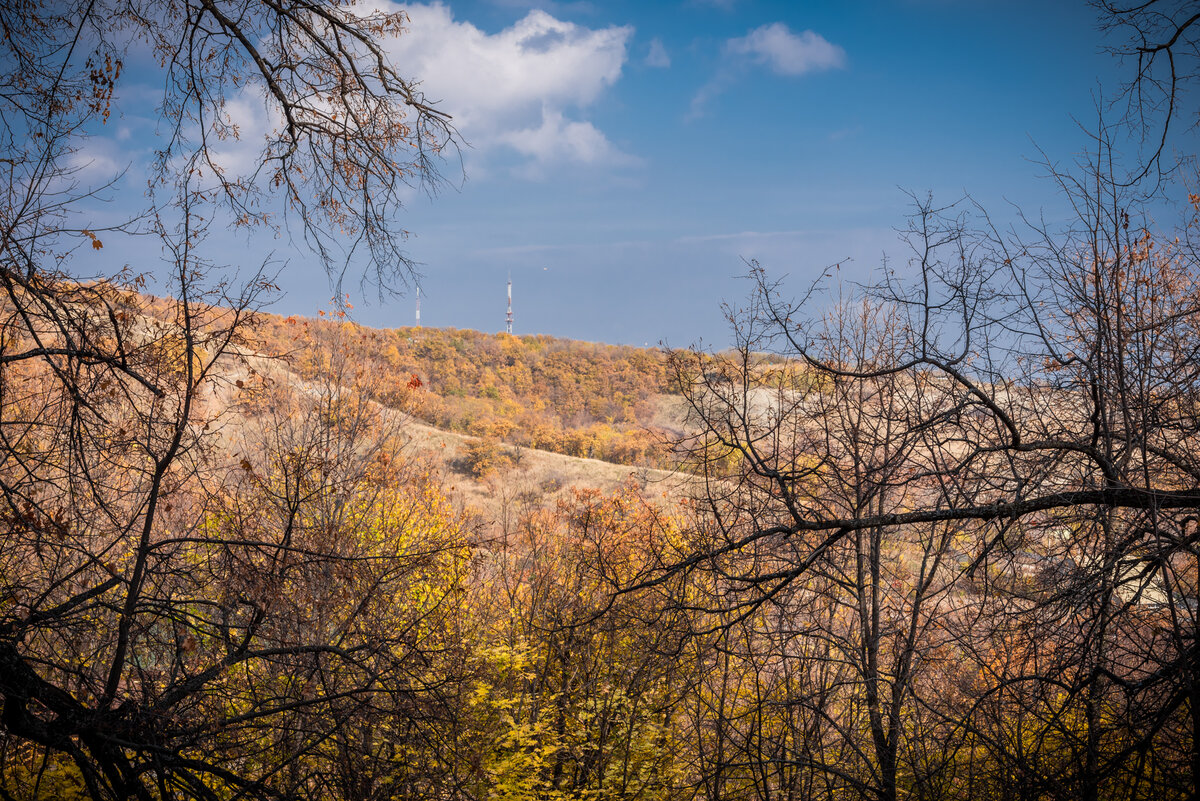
[205,91,277,177]
[379,2,635,171]
[65,136,130,183]
[167,3,635,181]
[690,23,845,118]
[67,148,123,180]
[645,38,670,68]
[482,0,595,13]
[501,108,637,166]
[726,23,845,76]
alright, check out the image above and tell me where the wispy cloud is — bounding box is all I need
[645,37,671,68]
[690,22,845,118]
[674,229,819,244]
[727,23,845,76]
[482,0,596,14]
[66,146,125,181]
[828,125,863,142]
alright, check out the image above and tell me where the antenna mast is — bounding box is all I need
[506,271,513,334]
[415,286,421,328]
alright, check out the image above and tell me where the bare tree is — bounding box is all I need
[0,2,459,798]
[1095,0,1199,179]
[668,270,976,801]
[658,127,1200,797]
[1,0,456,292]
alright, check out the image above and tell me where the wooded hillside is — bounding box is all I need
[253,312,680,468]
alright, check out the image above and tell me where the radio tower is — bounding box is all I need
[505,272,513,334]
[415,286,421,328]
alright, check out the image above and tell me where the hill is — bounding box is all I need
[252,311,683,468]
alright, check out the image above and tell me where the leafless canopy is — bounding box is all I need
[1,0,457,294]
[658,134,1200,797]
[1095,0,1200,178]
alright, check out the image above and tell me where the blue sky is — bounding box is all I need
[82,0,1142,346]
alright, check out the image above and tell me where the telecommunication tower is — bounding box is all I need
[415,286,421,328]
[505,272,513,334]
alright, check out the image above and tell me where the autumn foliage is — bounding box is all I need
[252,313,680,468]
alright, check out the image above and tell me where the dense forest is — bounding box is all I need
[2,1,1200,800]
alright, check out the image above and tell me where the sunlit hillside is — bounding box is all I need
[252,311,683,468]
